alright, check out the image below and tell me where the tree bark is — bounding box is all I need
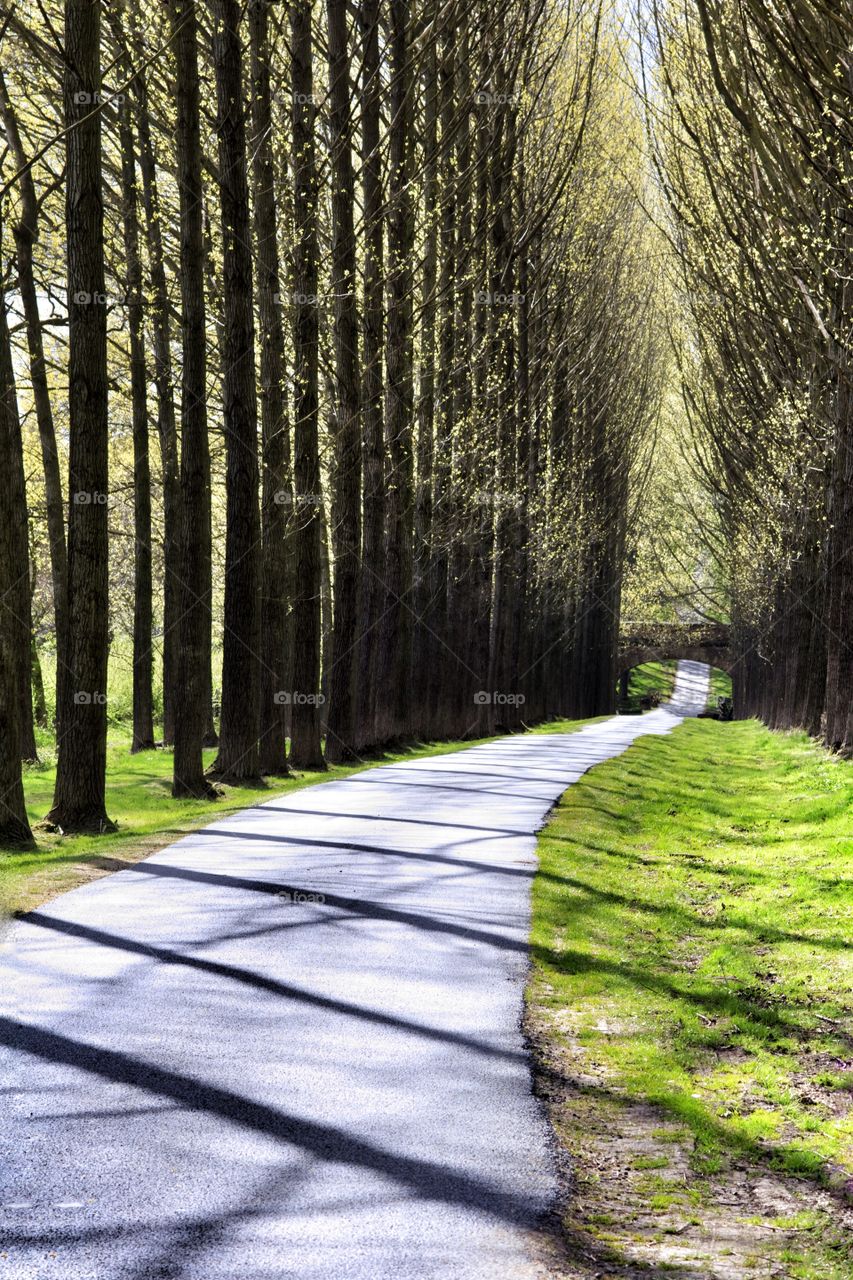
[0,209,34,846]
[210,0,263,782]
[249,0,293,777]
[289,0,325,769]
[46,0,114,832]
[119,101,155,752]
[353,0,385,751]
[324,0,362,763]
[376,0,415,743]
[0,71,69,741]
[171,0,216,799]
[131,55,181,748]
[0,269,37,762]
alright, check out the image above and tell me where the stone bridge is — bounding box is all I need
[618,621,732,674]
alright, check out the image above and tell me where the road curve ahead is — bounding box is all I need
[1,662,709,1280]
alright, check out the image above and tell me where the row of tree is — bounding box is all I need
[0,0,662,845]
[650,0,853,747]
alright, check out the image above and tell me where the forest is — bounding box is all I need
[0,0,851,843]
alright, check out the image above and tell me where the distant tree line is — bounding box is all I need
[651,0,853,749]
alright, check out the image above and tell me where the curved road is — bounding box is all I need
[0,661,708,1279]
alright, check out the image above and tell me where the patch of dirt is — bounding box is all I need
[526,1004,853,1278]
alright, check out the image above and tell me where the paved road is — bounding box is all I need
[0,661,708,1280]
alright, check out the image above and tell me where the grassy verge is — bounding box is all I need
[529,718,853,1278]
[708,665,733,709]
[621,660,678,705]
[3,716,594,917]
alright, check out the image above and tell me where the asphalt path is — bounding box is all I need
[0,660,709,1279]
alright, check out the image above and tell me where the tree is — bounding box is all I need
[324,0,362,763]
[171,0,216,799]
[210,0,262,782]
[46,0,114,832]
[289,0,325,769]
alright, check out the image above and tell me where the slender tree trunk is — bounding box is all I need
[353,0,384,751]
[324,0,362,762]
[46,0,114,832]
[429,26,456,738]
[0,72,69,741]
[131,58,181,747]
[171,0,216,799]
[210,0,262,782]
[376,0,415,743]
[413,43,438,736]
[0,274,37,762]
[289,0,325,768]
[119,104,155,752]
[249,0,292,776]
[0,211,34,846]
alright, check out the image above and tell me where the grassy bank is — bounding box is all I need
[3,716,594,917]
[529,718,853,1278]
[622,660,678,704]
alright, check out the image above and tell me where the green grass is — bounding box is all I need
[530,717,853,1275]
[708,665,733,708]
[3,715,595,916]
[620,660,677,705]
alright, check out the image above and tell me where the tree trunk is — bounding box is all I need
[324,0,362,763]
[171,0,216,799]
[119,102,155,752]
[289,0,325,769]
[249,0,293,777]
[0,271,37,762]
[131,53,181,748]
[0,208,34,846]
[413,43,438,737]
[46,0,114,832]
[0,71,69,741]
[353,0,385,751]
[210,0,262,782]
[376,0,415,743]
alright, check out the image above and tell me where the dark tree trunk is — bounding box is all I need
[249,0,293,777]
[324,0,362,763]
[131,57,181,747]
[376,0,415,743]
[0,72,69,741]
[46,0,114,832]
[413,43,438,736]
[428,27,456,739]
[289,0,325,769]
[0,273,37,762]
[210,0,262,782]
[171,0,216,799]
[353,0,385,751]
[119,102,155,753]
[0,214,34,846]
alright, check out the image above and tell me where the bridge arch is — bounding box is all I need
[617,622,732,676]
